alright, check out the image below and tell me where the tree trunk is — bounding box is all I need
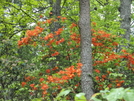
[120,0,131,41]
[49,0,61,32]
[79,0,94,100]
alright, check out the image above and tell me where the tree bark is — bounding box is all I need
[50,0,61,32]
[79,0,94,100]
[120,0,131,41]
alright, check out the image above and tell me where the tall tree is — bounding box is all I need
[79,0,94,100]
[49,0,61,32]
[119,0,132,41]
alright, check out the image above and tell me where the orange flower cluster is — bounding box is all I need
[56,38,65,45]
[55,28,64,35]
[44,33,54,41]
[21,82,26,87]
[57,16,67,22]
[18,26,44,47]
[21,63,82,98]
[43,28,64,46]
[24,76,36,82]
[70,23,77,29]
[51,51,59,57]
[39,78,44,82]
[45,63,82,85]
[54,63,82,83]
[70,33,80,44]
[94,70,125,90]
[30,83,37,90]
[94,52,122,66]
[92,30,118,47]
[42,18,54,24]
[121,50,134,68]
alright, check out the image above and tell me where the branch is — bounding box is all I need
[96,0,104,6]
[8,3,37,22]
[61,0,67,10]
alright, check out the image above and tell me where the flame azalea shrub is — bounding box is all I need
[17,17,134,100]
[91,23,134,92]
[17,16,82,100]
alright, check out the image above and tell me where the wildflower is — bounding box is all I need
[102,75,106,79]
[21,82,26,87]
[94,69,100,73]
[39,78,44,82]
[55,28,64,35]
[39,15,43,18]
[51,51,59,56]
[95,76,100,81]
[70,23,77,29]
[92,22,97,26]
[30,84,35,88]
[45,69,51,73]
[41,84,49,90]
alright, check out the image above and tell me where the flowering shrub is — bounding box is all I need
[16,17,134,100]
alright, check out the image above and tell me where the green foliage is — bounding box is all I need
[75,93,86,101]
[54,89,71,101]
[91,88,134,101]
[0,0,134,100]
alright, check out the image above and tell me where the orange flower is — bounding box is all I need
[61,17,67,20]
[18,40,23,46]
[25,76,31,82]
[92,22,97,26]
[52,66,58,71]
[47,76,54,82]
[51,51,59,56]
[112,42,118,46]
[102,75,106,79]
[30,84,35,88]
[94,69,100,73]
[42,91,47,95]
[44,33,54,41]
[61,17,67,22]
[55,28,64,35]
[39,78,44,82]
[32,87,37,90]
[108,84,112,88]
[120,80,125,84]
[77,63,83,67]
[95,76,100,81]
[56,38,65,45]
[21,82,26,87]
[46,18,53,23]
[116,83,121,87]
[57,16,61,18]
[39,15,43,18]
[46,69,51,73]
[121,49,126,53]
[21,37,31,45]
[41,84,49,90]
[70,23,77,29]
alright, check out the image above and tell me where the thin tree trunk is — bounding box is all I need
[120,0,131,41]
[50,0,61,32]
[79,0,94,100]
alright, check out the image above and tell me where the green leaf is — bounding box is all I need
[124,89,134,101]
[90,93,101,101]
[103,88,125,101]
[75,93,86,101]
[56,89,71,99]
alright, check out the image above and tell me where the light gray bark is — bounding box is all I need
[120,0,132,41]
[79,0,94,100]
